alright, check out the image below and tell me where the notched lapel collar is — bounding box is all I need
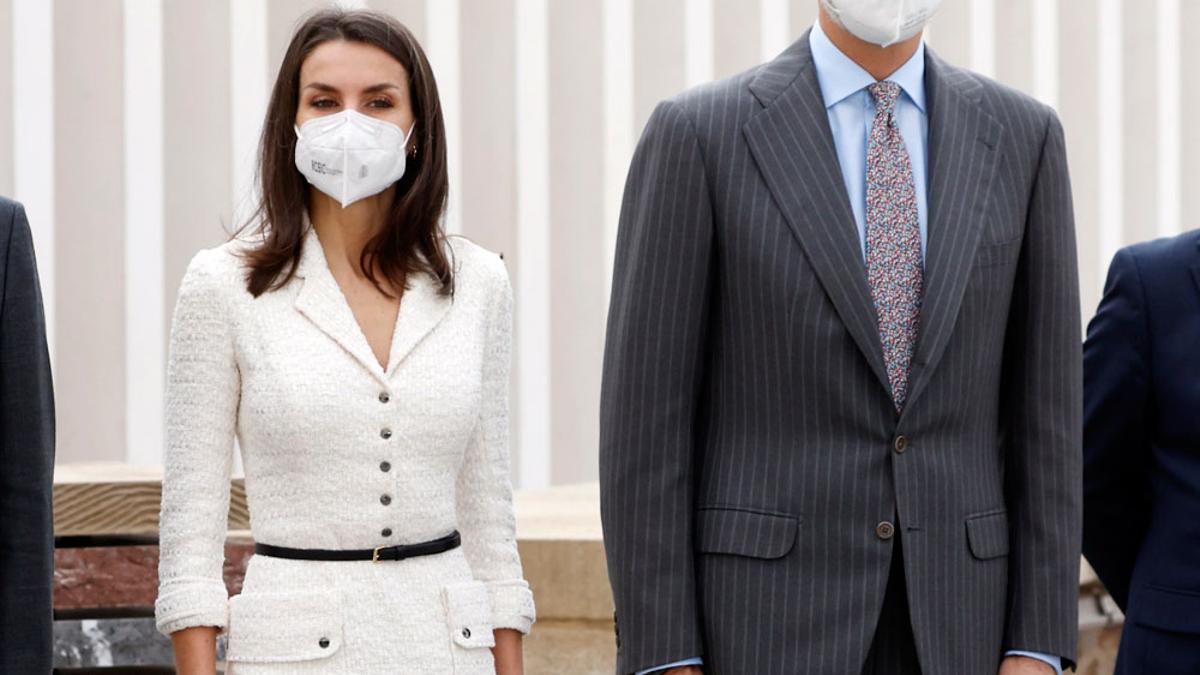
[902,50,1004,412]
[293,227,390,383]
[293,226,453,383]
[384,265,451,378]
[743,30,892,398]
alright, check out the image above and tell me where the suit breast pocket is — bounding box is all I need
[973,239,1021,269]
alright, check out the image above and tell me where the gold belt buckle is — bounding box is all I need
[372,545,386,563]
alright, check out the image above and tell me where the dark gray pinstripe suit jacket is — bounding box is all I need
[599,32,1082,675]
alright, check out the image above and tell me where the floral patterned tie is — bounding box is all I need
[865,81,923,411]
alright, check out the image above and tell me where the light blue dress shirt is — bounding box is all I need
[636,22,1061,675]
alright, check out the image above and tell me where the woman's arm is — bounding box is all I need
[454,256,535,671]
[492,629,524,674]
[155,248,240,665]
[170,626,221,674]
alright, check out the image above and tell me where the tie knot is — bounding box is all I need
[868,81,902,114]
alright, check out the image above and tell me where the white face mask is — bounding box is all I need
[294,109,415,209]
[821,0,942,48]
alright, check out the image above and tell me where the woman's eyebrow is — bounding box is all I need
[301,82,400,94]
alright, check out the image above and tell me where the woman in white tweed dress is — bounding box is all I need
[154,9,534,674]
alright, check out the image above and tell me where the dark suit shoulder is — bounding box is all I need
[660,63,766,136]
[1119,229,1200,285]
[0,196,22,239]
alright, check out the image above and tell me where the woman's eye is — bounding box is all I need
[367,98,394,109]
[312,98,338,108]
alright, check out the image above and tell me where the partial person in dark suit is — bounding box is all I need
[0,196,56,673]
[1083,229,1200,675]
[599,1,1082,674]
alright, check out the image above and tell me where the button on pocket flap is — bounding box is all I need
[444,581,496,649]
[226,590,344,663]
[965,510,1010,560]
[696,507,799,559]
[1134,585,1200,634]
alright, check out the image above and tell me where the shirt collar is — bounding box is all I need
[809,20,927,113]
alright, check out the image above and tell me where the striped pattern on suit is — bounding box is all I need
[599,30,1082,675]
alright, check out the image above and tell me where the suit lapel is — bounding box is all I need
[743,31,892,396]
[384,267,451,378]
[902,50,1003,412]
[293,226,451,386]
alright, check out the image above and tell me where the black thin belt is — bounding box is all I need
[254,530,461,562]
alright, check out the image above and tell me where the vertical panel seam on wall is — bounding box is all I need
[760,0,790,63]
[1157,0,1181,237]
[602,0,632,302]
[123,0,165,465]
[1032,0,1059,108]
[12,0,55,359]
[515,0,550,489]
[1098,0,1122,272]
[229,0,266,477]
[230,0,268,231]
[969,0,995,78]
[426,0,461,235]
[685,0,713,88]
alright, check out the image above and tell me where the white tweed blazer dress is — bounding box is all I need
[154,225,535,674]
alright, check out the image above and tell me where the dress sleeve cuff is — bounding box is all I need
[486,579,536,634]
[154,578,230,636]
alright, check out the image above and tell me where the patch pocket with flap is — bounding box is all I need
[443,580,497,673]
[225,590,344,663]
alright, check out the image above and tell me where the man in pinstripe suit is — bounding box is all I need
[599,3,1082,674]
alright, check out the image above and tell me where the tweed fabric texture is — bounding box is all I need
[155,225,534,673]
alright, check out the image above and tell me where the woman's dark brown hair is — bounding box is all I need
[236,8,452,298]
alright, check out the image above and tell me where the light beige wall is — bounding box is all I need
[163,1,233,327]
[53,0,126,462]
[0,0,12,197]
[11,0,1195,483]
[547,0,606,485]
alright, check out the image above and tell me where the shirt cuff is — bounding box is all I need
[636,656,704,675]
[1005,650,1063,675]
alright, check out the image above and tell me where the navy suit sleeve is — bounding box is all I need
[1082,247,1152,610]
[0,201,56,672]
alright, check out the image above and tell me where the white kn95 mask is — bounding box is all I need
[294,109,415,208]
[821,0,943,48]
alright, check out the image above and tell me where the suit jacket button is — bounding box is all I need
[462,627,471,639]
[318,637,330,649]
[378,391,390,404]
[894,435,908,453]
[381,527,393,537]
[380,428,392,439]
[380,494,392,506]
[876,521,895,540]
[380,461,391,472]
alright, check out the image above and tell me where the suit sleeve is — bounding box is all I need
[1080,247,1151,610]
[455,258,536,634]
[154,250,239,635]
[0,203,55,674]
[1000,110,1084,665]
[599,99,714,674]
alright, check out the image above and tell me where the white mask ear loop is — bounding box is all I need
[402,122,416,156]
